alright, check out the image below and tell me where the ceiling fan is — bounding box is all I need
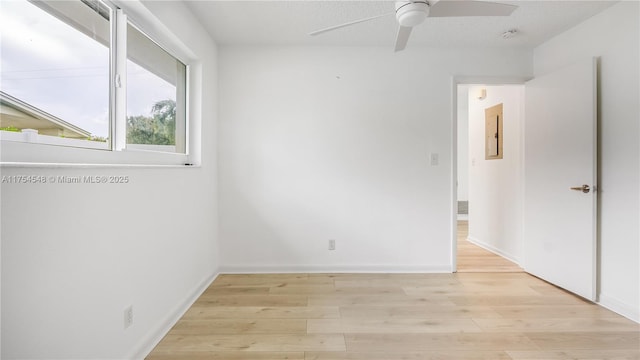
[309,0,518,52]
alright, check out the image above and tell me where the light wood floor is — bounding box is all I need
[147,272,640,359]
[457,220,523,273]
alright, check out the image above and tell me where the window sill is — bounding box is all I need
[1,140,197,167]
[0,162,198,169]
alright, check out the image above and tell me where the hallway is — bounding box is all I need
[457,220,523,273]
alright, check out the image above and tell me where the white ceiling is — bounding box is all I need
[184,0,618,50]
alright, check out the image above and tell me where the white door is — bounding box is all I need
[523,58,597,301]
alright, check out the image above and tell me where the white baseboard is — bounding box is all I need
[219,264,453,274]
[598,293,640,323]
[466,236,521,265]
[129,271,219,360]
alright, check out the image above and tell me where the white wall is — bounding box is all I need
[534,2,639,322]
[218,46,532,272]
[457,86,469,202]
[467,85,524,263]
[0,1,220,358]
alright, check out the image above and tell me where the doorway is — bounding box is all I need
[455,84,523,273]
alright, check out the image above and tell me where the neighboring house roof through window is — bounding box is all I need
[0,91,92,139]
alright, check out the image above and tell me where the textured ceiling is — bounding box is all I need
[184,0,618,49]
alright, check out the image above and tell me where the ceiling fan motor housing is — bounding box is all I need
[395,1,430,27]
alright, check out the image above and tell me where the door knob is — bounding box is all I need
[570,184,590,193]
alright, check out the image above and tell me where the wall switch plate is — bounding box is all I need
[328,239,336,250]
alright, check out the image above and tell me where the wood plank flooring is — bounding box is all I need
[457,220,523,273]
[147,273,640,359]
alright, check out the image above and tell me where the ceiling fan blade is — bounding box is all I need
[309,12,393,36]
[429,0,517,17]
[394,26,413,52]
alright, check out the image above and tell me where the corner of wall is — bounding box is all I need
[130,271,219,359]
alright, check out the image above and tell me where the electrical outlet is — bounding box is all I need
[328,239,336,251]
[124,305,133,329]
[430,153,439,166]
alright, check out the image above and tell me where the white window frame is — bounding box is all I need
[0,0,198,166]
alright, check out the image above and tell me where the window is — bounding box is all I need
[126,23,187,154]
[0,0,111,148]
[0,0,191,163]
